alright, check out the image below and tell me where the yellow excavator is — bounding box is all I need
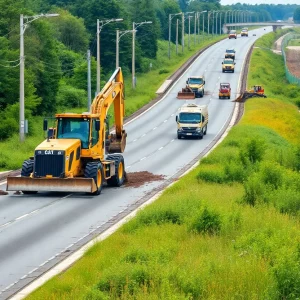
[7,68,127,195]
[234,85,267,102]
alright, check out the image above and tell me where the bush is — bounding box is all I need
[158,68,169,74]
[273,255,300,299]
[239,138,265,165]
[190,207,221,235]
[272,188,300,216]
[0,117,18,140]
[56,81,87,108]
[242,174,265,206]
[224,161,247,183]
[197,166,226,184]
[260,162,283,189]
[137,208,181,226]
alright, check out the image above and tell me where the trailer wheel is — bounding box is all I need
[106,155,125,187]
[21,159,37,194]
[84,162,104,195]
[203,125,207,135]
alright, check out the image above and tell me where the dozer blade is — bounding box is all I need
[177,92,195,99]
[6,177,97,193]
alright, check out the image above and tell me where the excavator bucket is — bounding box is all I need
[6,177,97,193]
[177,88,195,99]
[107,130,127,153]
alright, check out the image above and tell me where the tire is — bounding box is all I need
[232,70,235,73]
[106,154,125,187]
[228,96,231,99]
[84,162,104,195]
[203,125,207,135]
[200,91,204,98]
[177,134,182,139]
[21,159,38,194]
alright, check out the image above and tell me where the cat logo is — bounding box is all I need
[45,150,54,155]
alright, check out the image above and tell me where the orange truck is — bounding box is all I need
[219,83,231,99]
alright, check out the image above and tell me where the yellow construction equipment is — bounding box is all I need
[7,68,127,195]
[234,85,267,102]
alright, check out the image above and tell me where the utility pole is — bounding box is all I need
[132,21,152,88]
[116,29,119,68]
[96,18,123,94]
[176,18,179,55]
[20,14,25,142]
[87,49,91,111]
[188,15,191,49]
[168,14,171,59]
[194,12,196,46]
[182,13,184,52]
[19,13,59,142]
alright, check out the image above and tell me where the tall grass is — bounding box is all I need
[26,31,300,299]
[0,35,224,171]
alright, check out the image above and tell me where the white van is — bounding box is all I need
[176,104,208,139]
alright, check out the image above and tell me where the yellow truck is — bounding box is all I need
[241,28,248,37]
[222,58,235,73]
[176,104,208,139]
[185,76,205,98]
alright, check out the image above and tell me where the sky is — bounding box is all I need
[221,0,300,4]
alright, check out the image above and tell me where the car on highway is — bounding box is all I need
[225,48,236,60]
[228,30,237,39]
[241,29,248,37]
[222,58,235,73]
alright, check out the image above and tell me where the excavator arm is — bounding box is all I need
[91,68,127,153]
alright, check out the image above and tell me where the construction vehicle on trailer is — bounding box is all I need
[234,85,267,102]
[177,76,205,99]
[176,104,208,139]
[219,83,231,99]
[7,68,127,195]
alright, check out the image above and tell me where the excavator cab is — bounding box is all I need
[252,85,264,94]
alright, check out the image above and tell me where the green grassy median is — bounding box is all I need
[25,31,300,300]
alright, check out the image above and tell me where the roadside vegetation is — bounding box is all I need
[0,34,224,171]
[26,31,300,299]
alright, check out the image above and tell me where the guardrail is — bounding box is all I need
[281,33,300,85]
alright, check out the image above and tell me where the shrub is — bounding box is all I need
[190,207,221,235]
[224,161,247,183]
[242,174,265,206]
[273,255,300,299]
[260,162,283,189]
[239,137,265,165]
[272,188,300,216]
[0,117,18,140]
[158,68,169,74]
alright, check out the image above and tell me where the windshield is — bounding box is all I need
[226,50,235,53]
[179,112,201,124]
[188,78,203,85]
[224,60,233,64]
[230,30,236,34]
[57,118,90,149]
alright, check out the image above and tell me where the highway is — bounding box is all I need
[0,26,272,299]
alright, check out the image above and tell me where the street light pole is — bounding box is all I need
[176,18,179,55]
[19,13,59,142]
[96,18,123,94]
[132,21,152,88]
[116,29,135,69]
[168,13,182,59]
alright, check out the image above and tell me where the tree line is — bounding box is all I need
[0,0,298,140]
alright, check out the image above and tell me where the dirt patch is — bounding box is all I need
[0,190,8,195]
[286,47,300,78]
[124,171,165,188]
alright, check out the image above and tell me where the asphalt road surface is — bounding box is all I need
[0,26,272,299]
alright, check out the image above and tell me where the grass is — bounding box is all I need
[288,39,300,46]
[25,31,300,299]
[0,34,225,171]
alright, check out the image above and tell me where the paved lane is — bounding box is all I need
[0,26,273,298]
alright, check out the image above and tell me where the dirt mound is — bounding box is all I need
[286,48,300,78]
[124,171,165,188]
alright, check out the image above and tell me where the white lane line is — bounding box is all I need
[141,134,146,137]
[16,214,29,221]
[140,157,146,161]
[28,268,38,275]
[163,120,167,123]
[158,147,164,151]
[171,113,174,116]
[153,127,157,130]
[133,139,137,142]
[171,139,174,143]
[125,166,131,170]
